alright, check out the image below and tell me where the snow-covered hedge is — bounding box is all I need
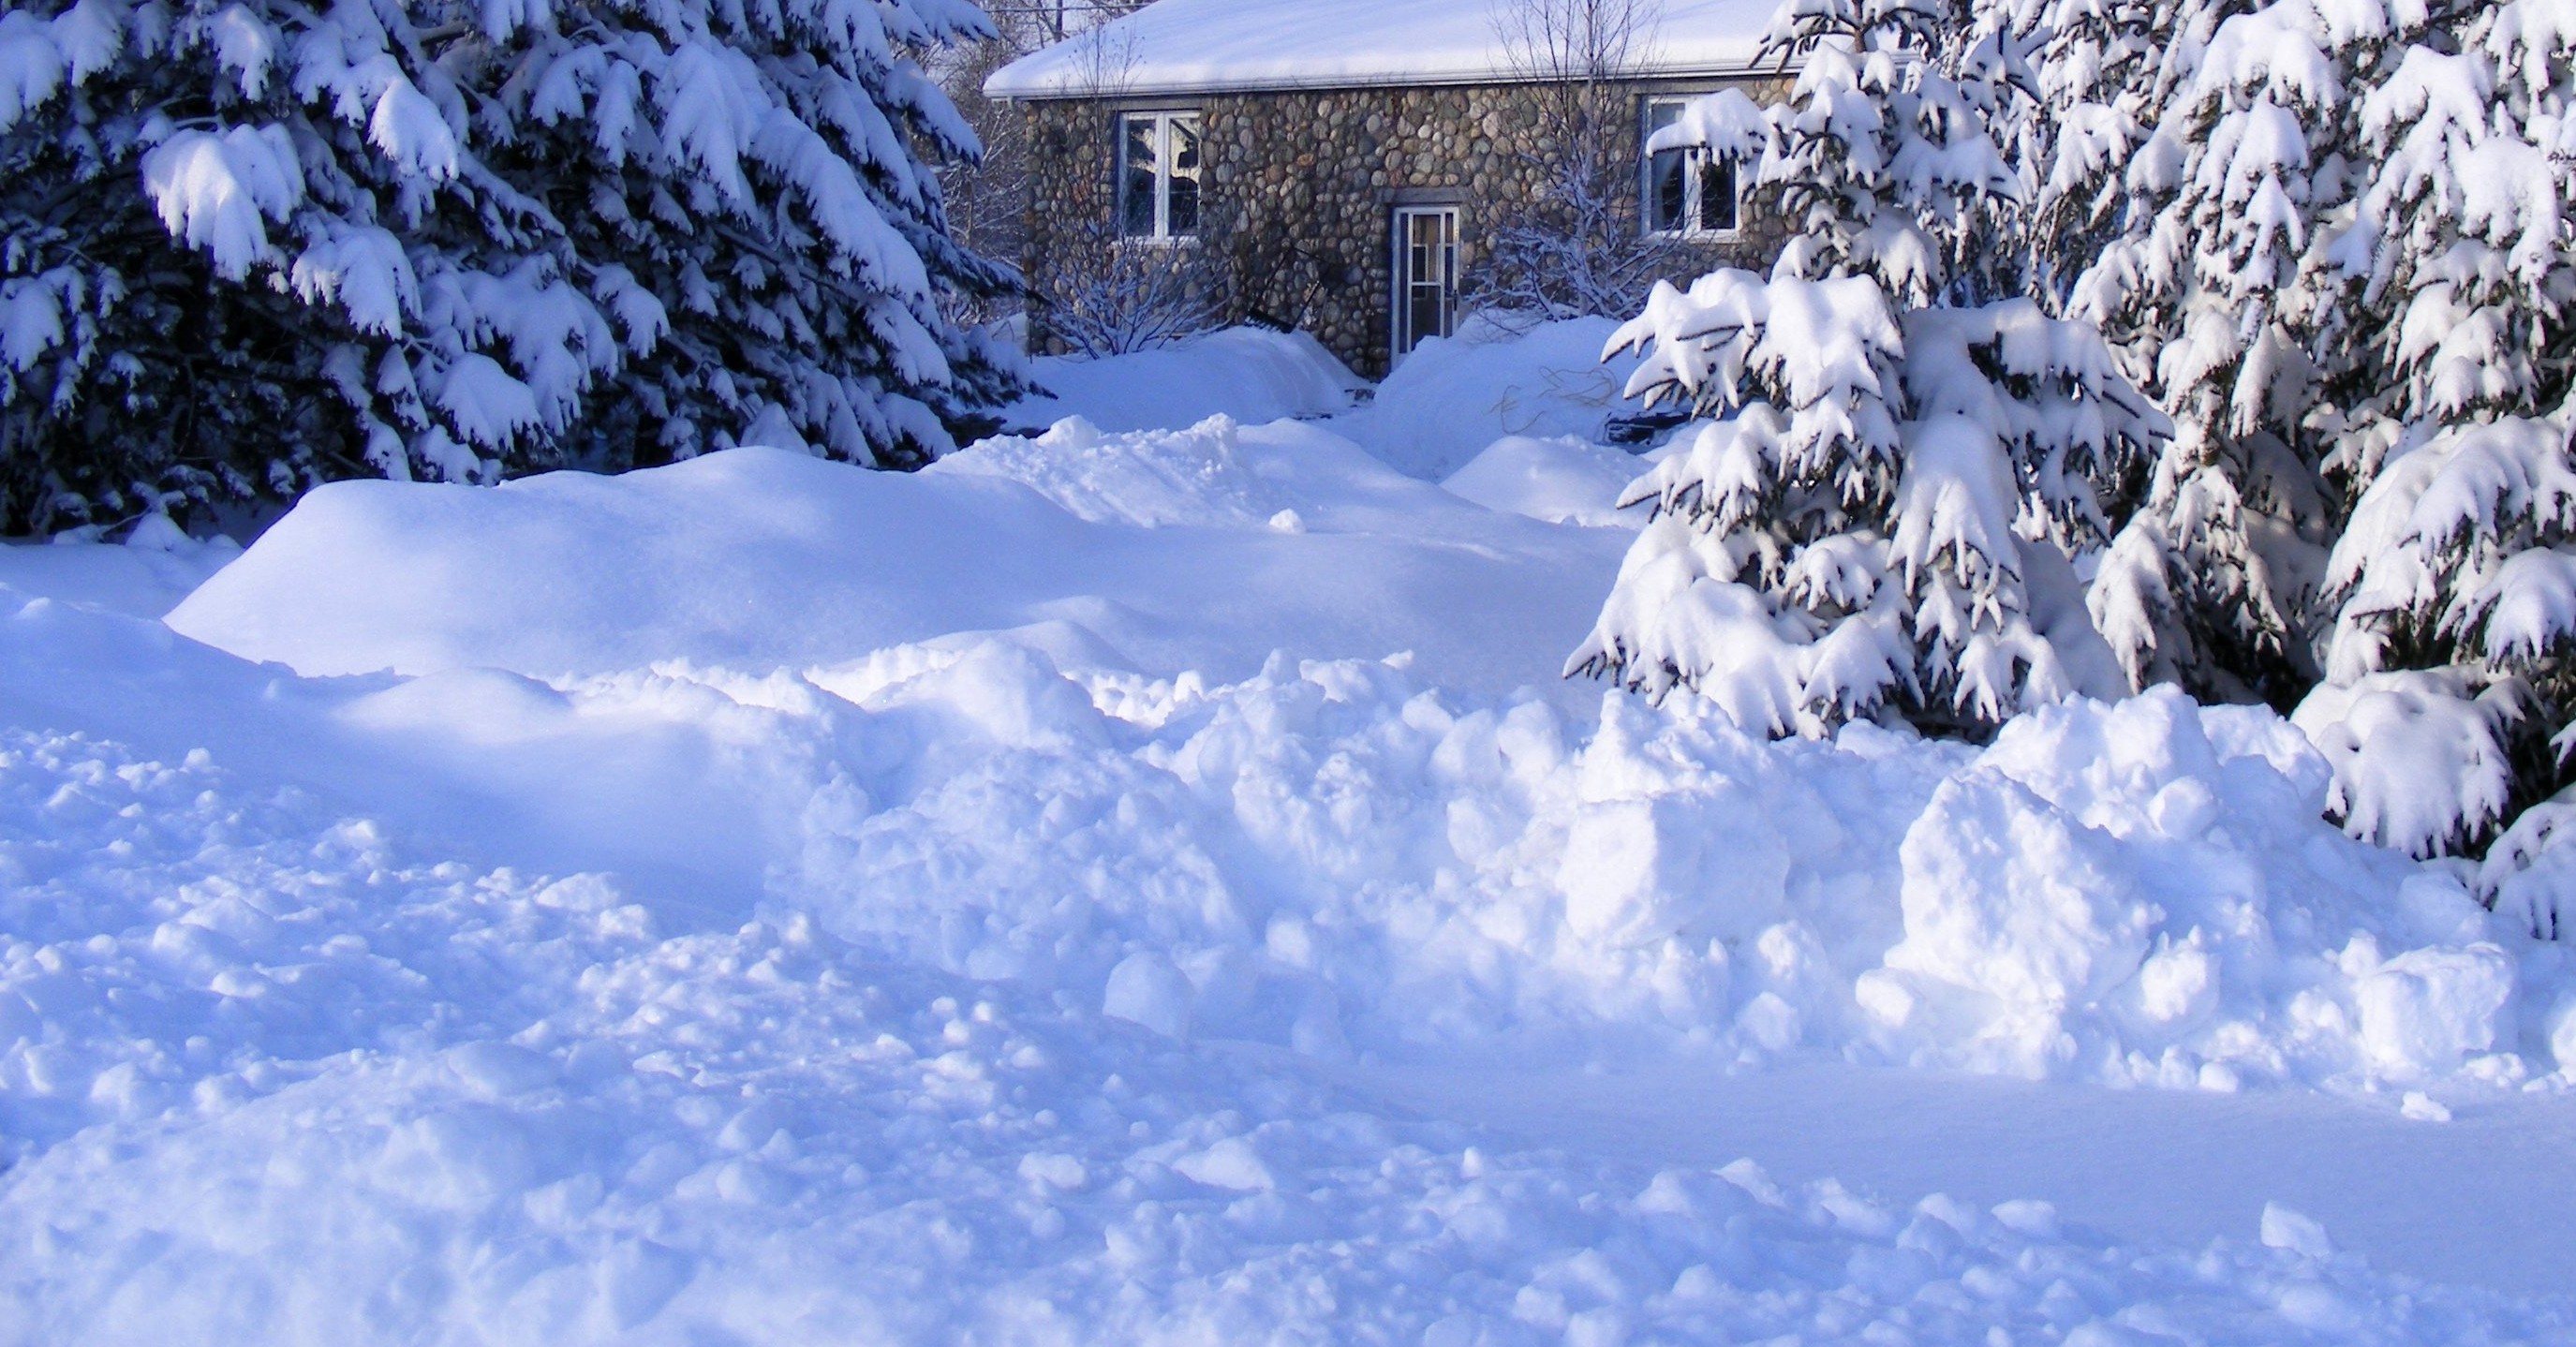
[0,0,1014,531]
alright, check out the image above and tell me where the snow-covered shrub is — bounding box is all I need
[1567,270,2159,735]
[1028,219,1225,357]
[1463,0,1707,321]
[0,0,1014,532]
[2296,416,2576,853]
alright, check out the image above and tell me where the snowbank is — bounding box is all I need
[781,641,2570,1090]
[1006,327,1365,434]
[0,656,2566,1342]
[1336,316,1652,480]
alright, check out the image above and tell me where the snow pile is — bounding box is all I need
[149,442,2576,1093]
[1337,316,1651,480]
[0,521,241,619]
[779,636,2573,1090]
[1861,692,2546,1088]
[1007,327,1366,434]
[930,415,1283,527]
[1442,435,1651,528]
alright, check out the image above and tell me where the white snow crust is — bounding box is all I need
[984,0,1785,98]
[1339,316,1654,481]
[1009,327,1368,433]
[8,330,2576,1340]
[1442,435,1654,528]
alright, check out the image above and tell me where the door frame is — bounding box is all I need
[1390,205,1461,363]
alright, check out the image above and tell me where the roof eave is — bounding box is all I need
[982,54,1799,102]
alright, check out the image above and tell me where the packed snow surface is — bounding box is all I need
[9,337,2576,1340]
[985,0,1784,98]
[1007,327,1366,434]
[1442,434,1656,528]
[1339,316,1655,480]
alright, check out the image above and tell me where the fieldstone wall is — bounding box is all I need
[1016,75,1794,377]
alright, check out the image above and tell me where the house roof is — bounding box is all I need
[983,0,1791,100]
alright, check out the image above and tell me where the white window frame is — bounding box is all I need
[1641,96,1744,239]
[1115,110,1203,243]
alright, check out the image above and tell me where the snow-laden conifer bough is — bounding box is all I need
[0,0,1017,533]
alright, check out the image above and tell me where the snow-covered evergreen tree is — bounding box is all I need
[1570,8,2166,738]
[2291,0,2576,863]
[0,0,1014,532]
[1568,271,2162,734]
[2061,0,2416,705]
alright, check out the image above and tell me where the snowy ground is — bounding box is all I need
[5,325,2574,1342]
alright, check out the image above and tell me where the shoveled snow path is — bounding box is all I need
[2,716,2555,1342]
[1332,1055,2576,1300]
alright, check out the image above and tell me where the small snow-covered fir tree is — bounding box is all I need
[1570,10,2166,738]
[0,0,1014,532]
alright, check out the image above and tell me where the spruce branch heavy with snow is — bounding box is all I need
[0,0,1015,532]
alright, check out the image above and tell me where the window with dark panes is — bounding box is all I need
[1115,111,1202,241]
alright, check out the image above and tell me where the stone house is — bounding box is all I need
[985,0,1796,377]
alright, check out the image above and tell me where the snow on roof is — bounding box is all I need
[984,0,1791,99]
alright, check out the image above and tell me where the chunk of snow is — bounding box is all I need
[2259,1202,2335,1260]
[1103,951,1194,1038]
[1008,327,1365,434]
